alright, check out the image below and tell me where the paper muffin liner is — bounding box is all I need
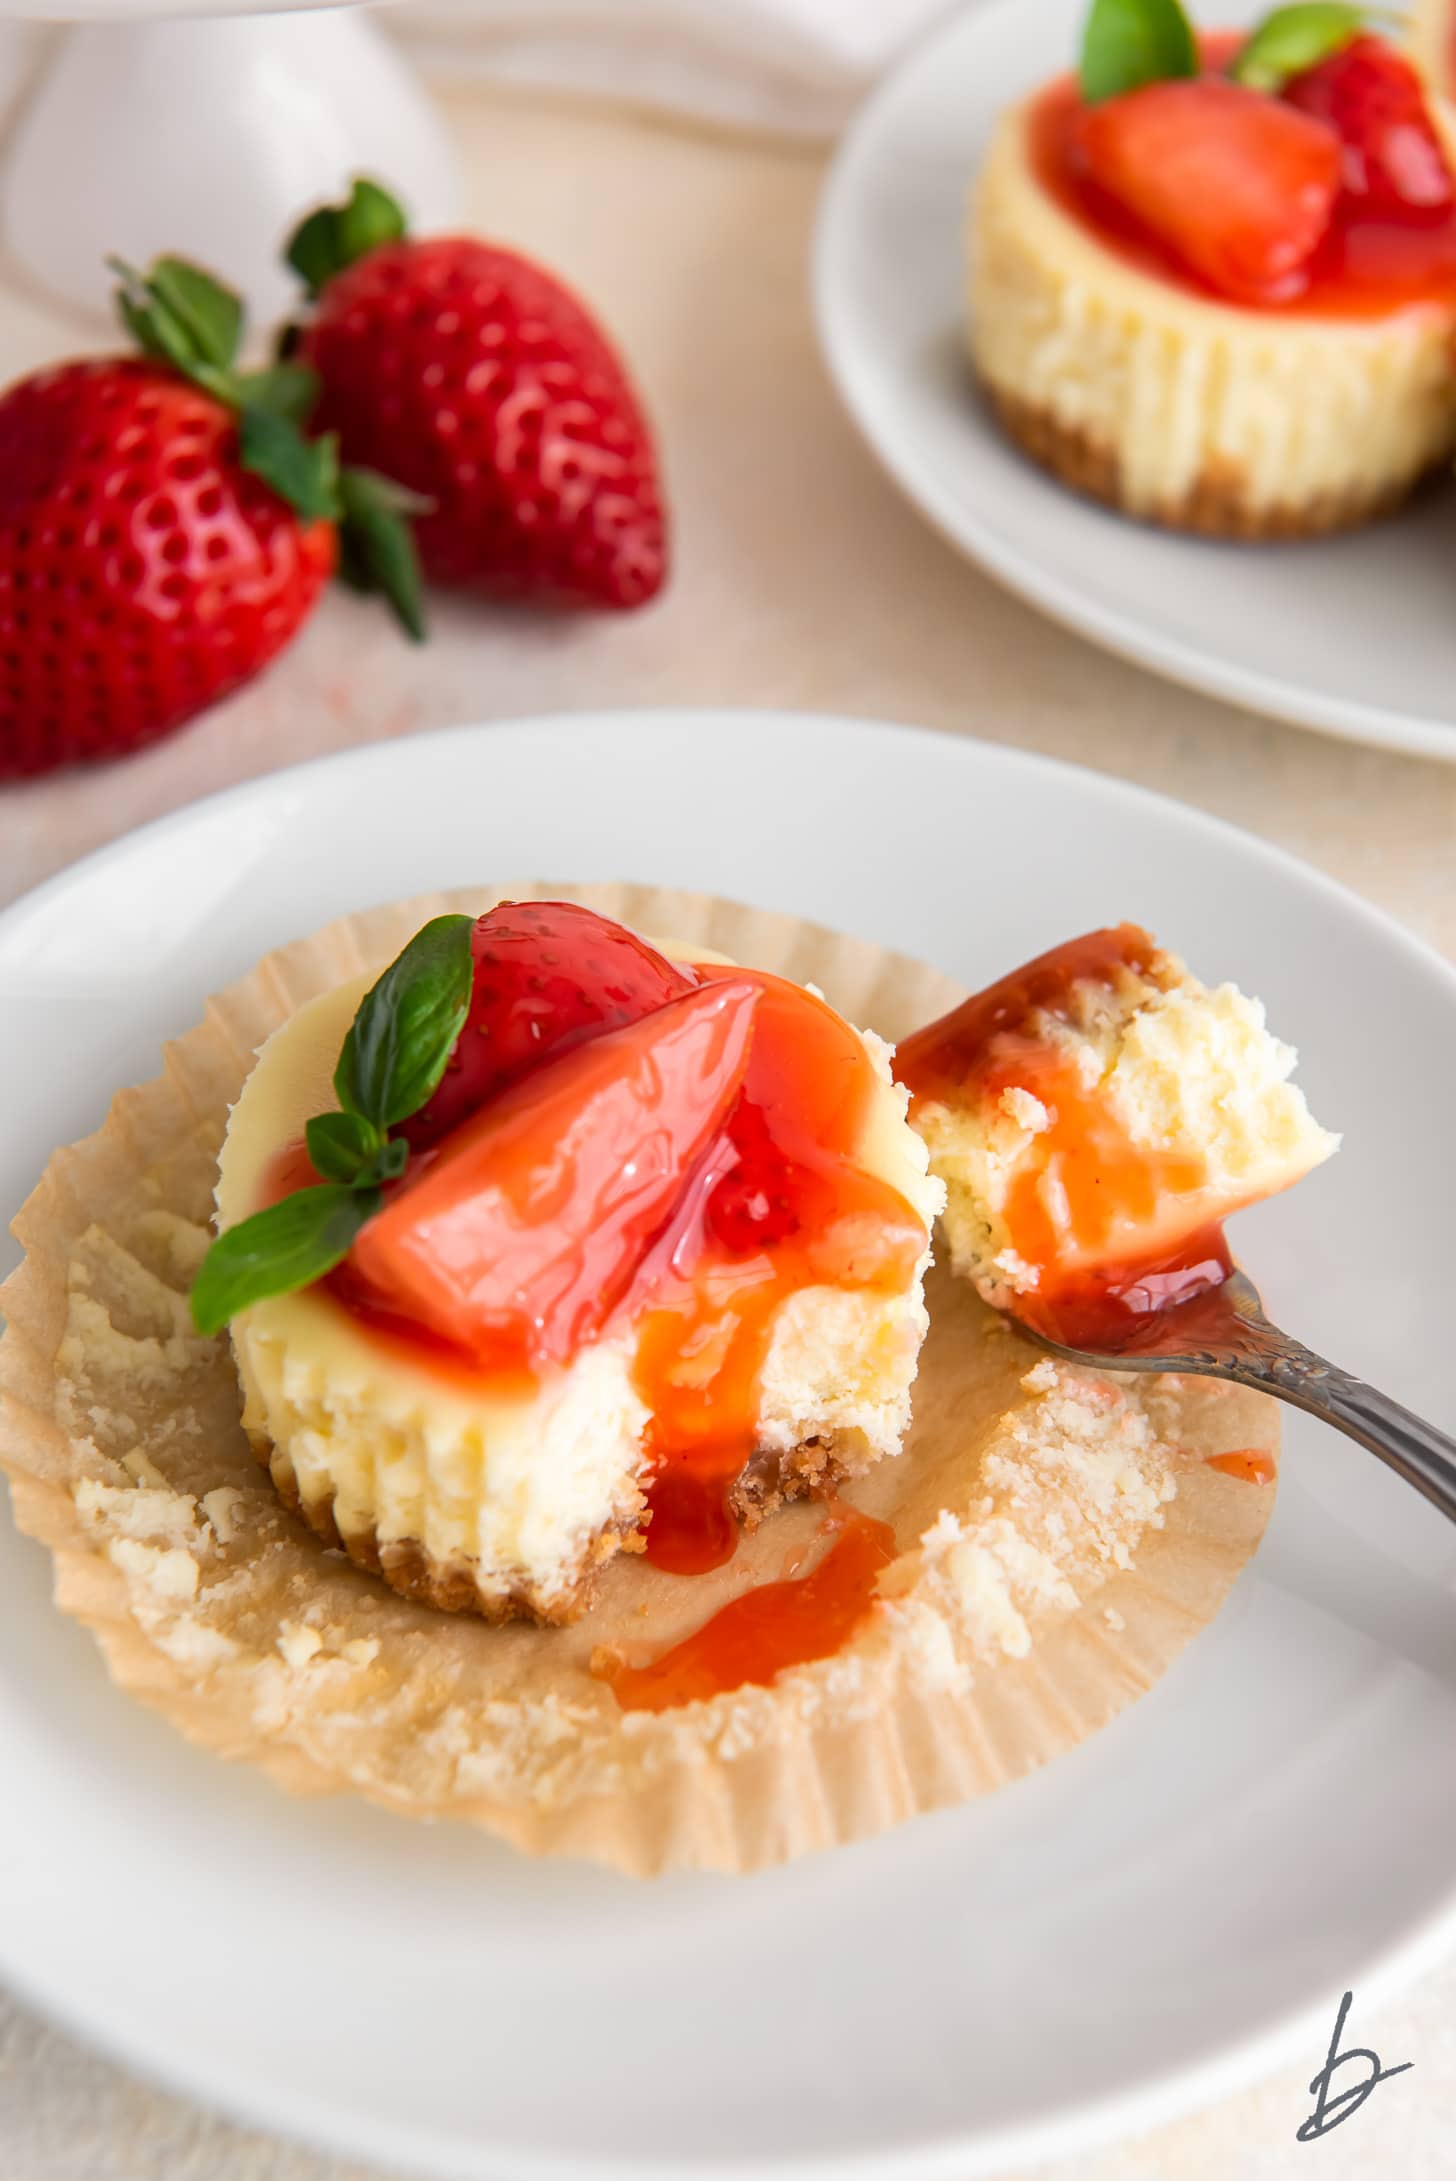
[0,884,1279,1875]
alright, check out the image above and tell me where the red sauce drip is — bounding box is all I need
[1020,1224,1234,1348]
[1206,1447,1277,1484]
[640,1467,738,1575]
[632,966,926,1572]
[1029,41,1456,320]
[602,1509,897,1712]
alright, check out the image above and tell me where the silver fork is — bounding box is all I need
[1016,1269,1456,1525]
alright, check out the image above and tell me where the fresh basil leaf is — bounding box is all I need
[1080,0,1198,102]
[190,1185,378,1335]
[305,1110,381,1183]
[334,915,474,1130]
[148,257,244,372]
[238,412,340,523]
[1230,2,1365,91]
[366,1137,410,1184]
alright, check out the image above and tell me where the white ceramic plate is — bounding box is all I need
[2,710,1455,2180]
[814,0,1456,763]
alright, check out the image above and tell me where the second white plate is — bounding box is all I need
[814,0,1456,762]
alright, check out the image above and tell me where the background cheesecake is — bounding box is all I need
[972,12,1456,536]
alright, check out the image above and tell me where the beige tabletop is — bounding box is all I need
[1,79,1454,2181]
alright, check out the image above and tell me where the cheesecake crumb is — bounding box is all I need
[106,1536,200,1603]
[201,1486,247,1545]
[277,1621,324,1668]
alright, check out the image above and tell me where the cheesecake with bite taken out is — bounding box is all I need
[208,902,941,1625]
[897,924,1336,1342]
[972,0,1456,535]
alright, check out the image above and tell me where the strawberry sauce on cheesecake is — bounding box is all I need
[972,5,1456,534]
[898,925,1337,1345]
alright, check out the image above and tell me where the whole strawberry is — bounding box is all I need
[0,254,424,782]
[402,900,693,1150]
[0,360,333,779]
[288,182,668,610]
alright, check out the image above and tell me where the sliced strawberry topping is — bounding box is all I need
[349,980,759,1368]
[1284,36,1455,216]
[404,901,695,1151]
[1075,76,1342,303]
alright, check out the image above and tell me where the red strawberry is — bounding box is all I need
[289,186,667,610]
[0,244,428,783]
[1076,77,1342,303]
[352,981,760,1368]
[0,358,334,779]
[403,901,696,1150]
[1283,36,1455,214]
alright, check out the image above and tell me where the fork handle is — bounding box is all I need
[1232,1339,1456,1526]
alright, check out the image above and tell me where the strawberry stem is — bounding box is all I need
[285,178,408,300]
[109,232,429,641]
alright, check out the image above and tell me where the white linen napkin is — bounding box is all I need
[389,0,952,137]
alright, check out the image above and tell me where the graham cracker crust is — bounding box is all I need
[986,384,1417,541]
[257,1430,857,1628]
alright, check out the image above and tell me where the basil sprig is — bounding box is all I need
[190,915,474,1336]
[1080,0,1197,103]
[1079,0,1371,104]
[1230,3,1368,92]
[336,914,475,1128]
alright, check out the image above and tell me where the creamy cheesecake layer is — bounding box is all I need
[216,947,941,1620]
[971,102,1456,529]
[913,950,1337,1303]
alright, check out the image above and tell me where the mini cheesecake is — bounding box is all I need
[215,905,942,1625]
[972,33,1456,537]
[897,925,1336,1339]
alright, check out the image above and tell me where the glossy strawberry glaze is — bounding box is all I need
[1029,39,1456,319]
[602,1509,898,1712]
[630,965,925,1573]
[896,926,1237,1348]
[261,1141,537,1394]
[1206,1447,1277,1483]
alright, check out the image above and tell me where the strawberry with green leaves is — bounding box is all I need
[0,254,425,782]
[285,182,668,612]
